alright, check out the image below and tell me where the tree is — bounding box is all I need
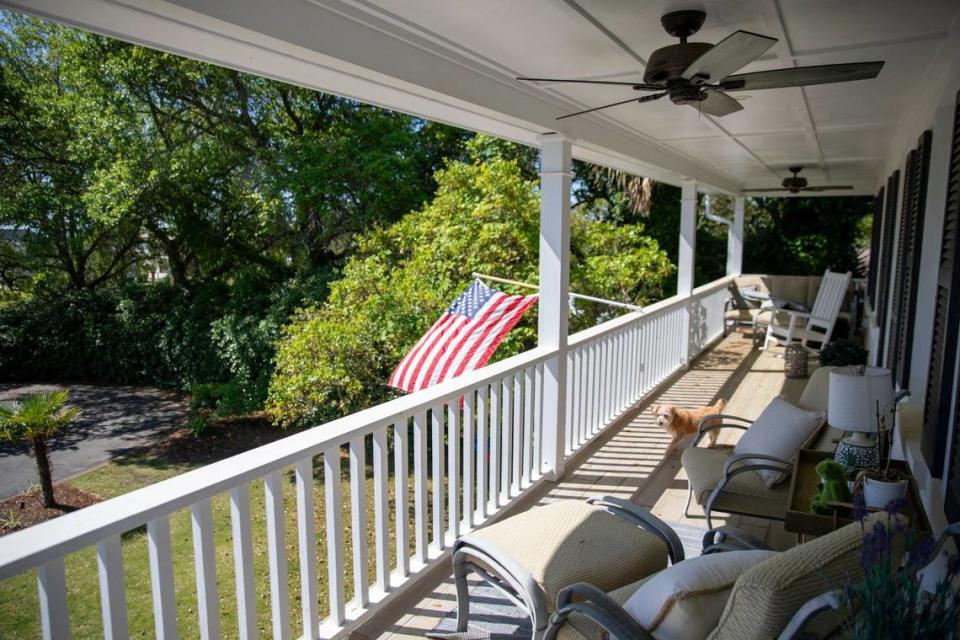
[266,149,674,427]
[0,389,79,507]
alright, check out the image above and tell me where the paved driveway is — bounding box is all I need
[0,384,188,498]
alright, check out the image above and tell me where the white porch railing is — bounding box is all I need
[0,275,733,640]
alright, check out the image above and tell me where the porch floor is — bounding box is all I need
[365,332,812,639]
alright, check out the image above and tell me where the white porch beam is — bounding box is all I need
[726,196,745,277]
[677,181,698,297]
[538,135,572,481]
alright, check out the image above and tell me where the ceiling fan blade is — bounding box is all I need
[720,61,884,91]
[516,77,662,90]
[692,89,743,117]
[555,92,665,120]
[682,30,777,83]
[803,185,855,191]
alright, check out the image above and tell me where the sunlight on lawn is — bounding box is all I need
[0,449,426,639]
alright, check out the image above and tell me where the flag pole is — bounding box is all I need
[472,272,643,312]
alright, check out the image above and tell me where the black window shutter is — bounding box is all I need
[867,187,884,310]
[875,170,900,367]
[887,149,917,372]
[924,91,960,481]
[889,131,933,389]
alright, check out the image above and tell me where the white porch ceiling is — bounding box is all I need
[6,0,960,195]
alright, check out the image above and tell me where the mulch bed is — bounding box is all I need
[116,413,293,467]
[0,414,294,536]
[0,485,103,536]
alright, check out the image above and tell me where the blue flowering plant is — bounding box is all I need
[843,495,960,640]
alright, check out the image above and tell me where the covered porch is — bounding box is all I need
[1,1,959,639]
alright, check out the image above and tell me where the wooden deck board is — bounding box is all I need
[362,332,810,639]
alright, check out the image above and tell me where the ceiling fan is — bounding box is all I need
[742,166,854,194]
[517,10,883,120]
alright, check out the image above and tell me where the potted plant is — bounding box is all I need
[856,399,908,509]
[843,501,960,639]
[820,338,868,367]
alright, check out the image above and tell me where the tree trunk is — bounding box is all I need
[31,436,56,508]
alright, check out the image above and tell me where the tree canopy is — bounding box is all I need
[266,146,674,426]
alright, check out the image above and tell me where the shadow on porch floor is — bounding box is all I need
[364,332,812,639]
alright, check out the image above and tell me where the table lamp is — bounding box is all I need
[829,366,893,468]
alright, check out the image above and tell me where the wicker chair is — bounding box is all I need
[544,512,921,640]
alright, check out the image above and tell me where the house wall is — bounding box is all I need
[868,30,960,530]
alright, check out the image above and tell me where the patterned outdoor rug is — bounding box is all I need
[664,519,709,558]
[429,584,531,640]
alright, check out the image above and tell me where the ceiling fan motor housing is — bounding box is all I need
[643,42,713,84]
[782,175,808,192]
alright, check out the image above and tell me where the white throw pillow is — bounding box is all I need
[624,550,778,640]
[733,396,825,487]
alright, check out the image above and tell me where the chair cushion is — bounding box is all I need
[624,550,778,640]
[464,501,668,611]
[708,512,907,640]
[682,447,790,519]
[733,397,825,487]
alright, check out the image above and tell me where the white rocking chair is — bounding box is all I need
[762,269,851,350]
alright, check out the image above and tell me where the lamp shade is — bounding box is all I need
[828,366,894,433]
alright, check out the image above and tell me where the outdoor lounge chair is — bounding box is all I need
[681,367,835,528]
[434,496,684,640]
[761,269,851,350]
[543,511,923,640]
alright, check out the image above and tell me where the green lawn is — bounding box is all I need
[0,443,425,639]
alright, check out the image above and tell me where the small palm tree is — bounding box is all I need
[0,390,79,508]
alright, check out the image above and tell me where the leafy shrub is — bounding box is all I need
[266,154,674,427]
[820,338,868,367]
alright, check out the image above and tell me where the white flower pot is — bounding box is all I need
[863,477,907,510]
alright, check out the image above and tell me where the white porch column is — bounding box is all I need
[727,196,745,276]
[538,135,572,481]
[678,180,697,367]
[677,180,698,296]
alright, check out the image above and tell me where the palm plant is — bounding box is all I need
[0,390,79,508]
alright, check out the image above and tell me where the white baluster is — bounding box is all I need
[324,447,346,624]
[413,412,429,564]
[522,366,534,488]
[37,558,70,640]
[500,378,512,504]
[295,459,319,640]
[147,516,178,640]
[191,500,220,640]
[533,364,543,478]
[475,388,487,521]
[512,372,522,494]
[372,427,391,593]
[349,437,369,607]
[489,383,501,511]
[447,405,460,541]
[265,471,291,640]
[393,422,410,576]
[565,352,575,454]
[462,393,475,531]
[431,404,445,551]
[97,534,129,640]
[230,485,257,640]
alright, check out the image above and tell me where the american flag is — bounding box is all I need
[388,279,538,393]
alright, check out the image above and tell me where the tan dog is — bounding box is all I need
[650,399,726,457]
